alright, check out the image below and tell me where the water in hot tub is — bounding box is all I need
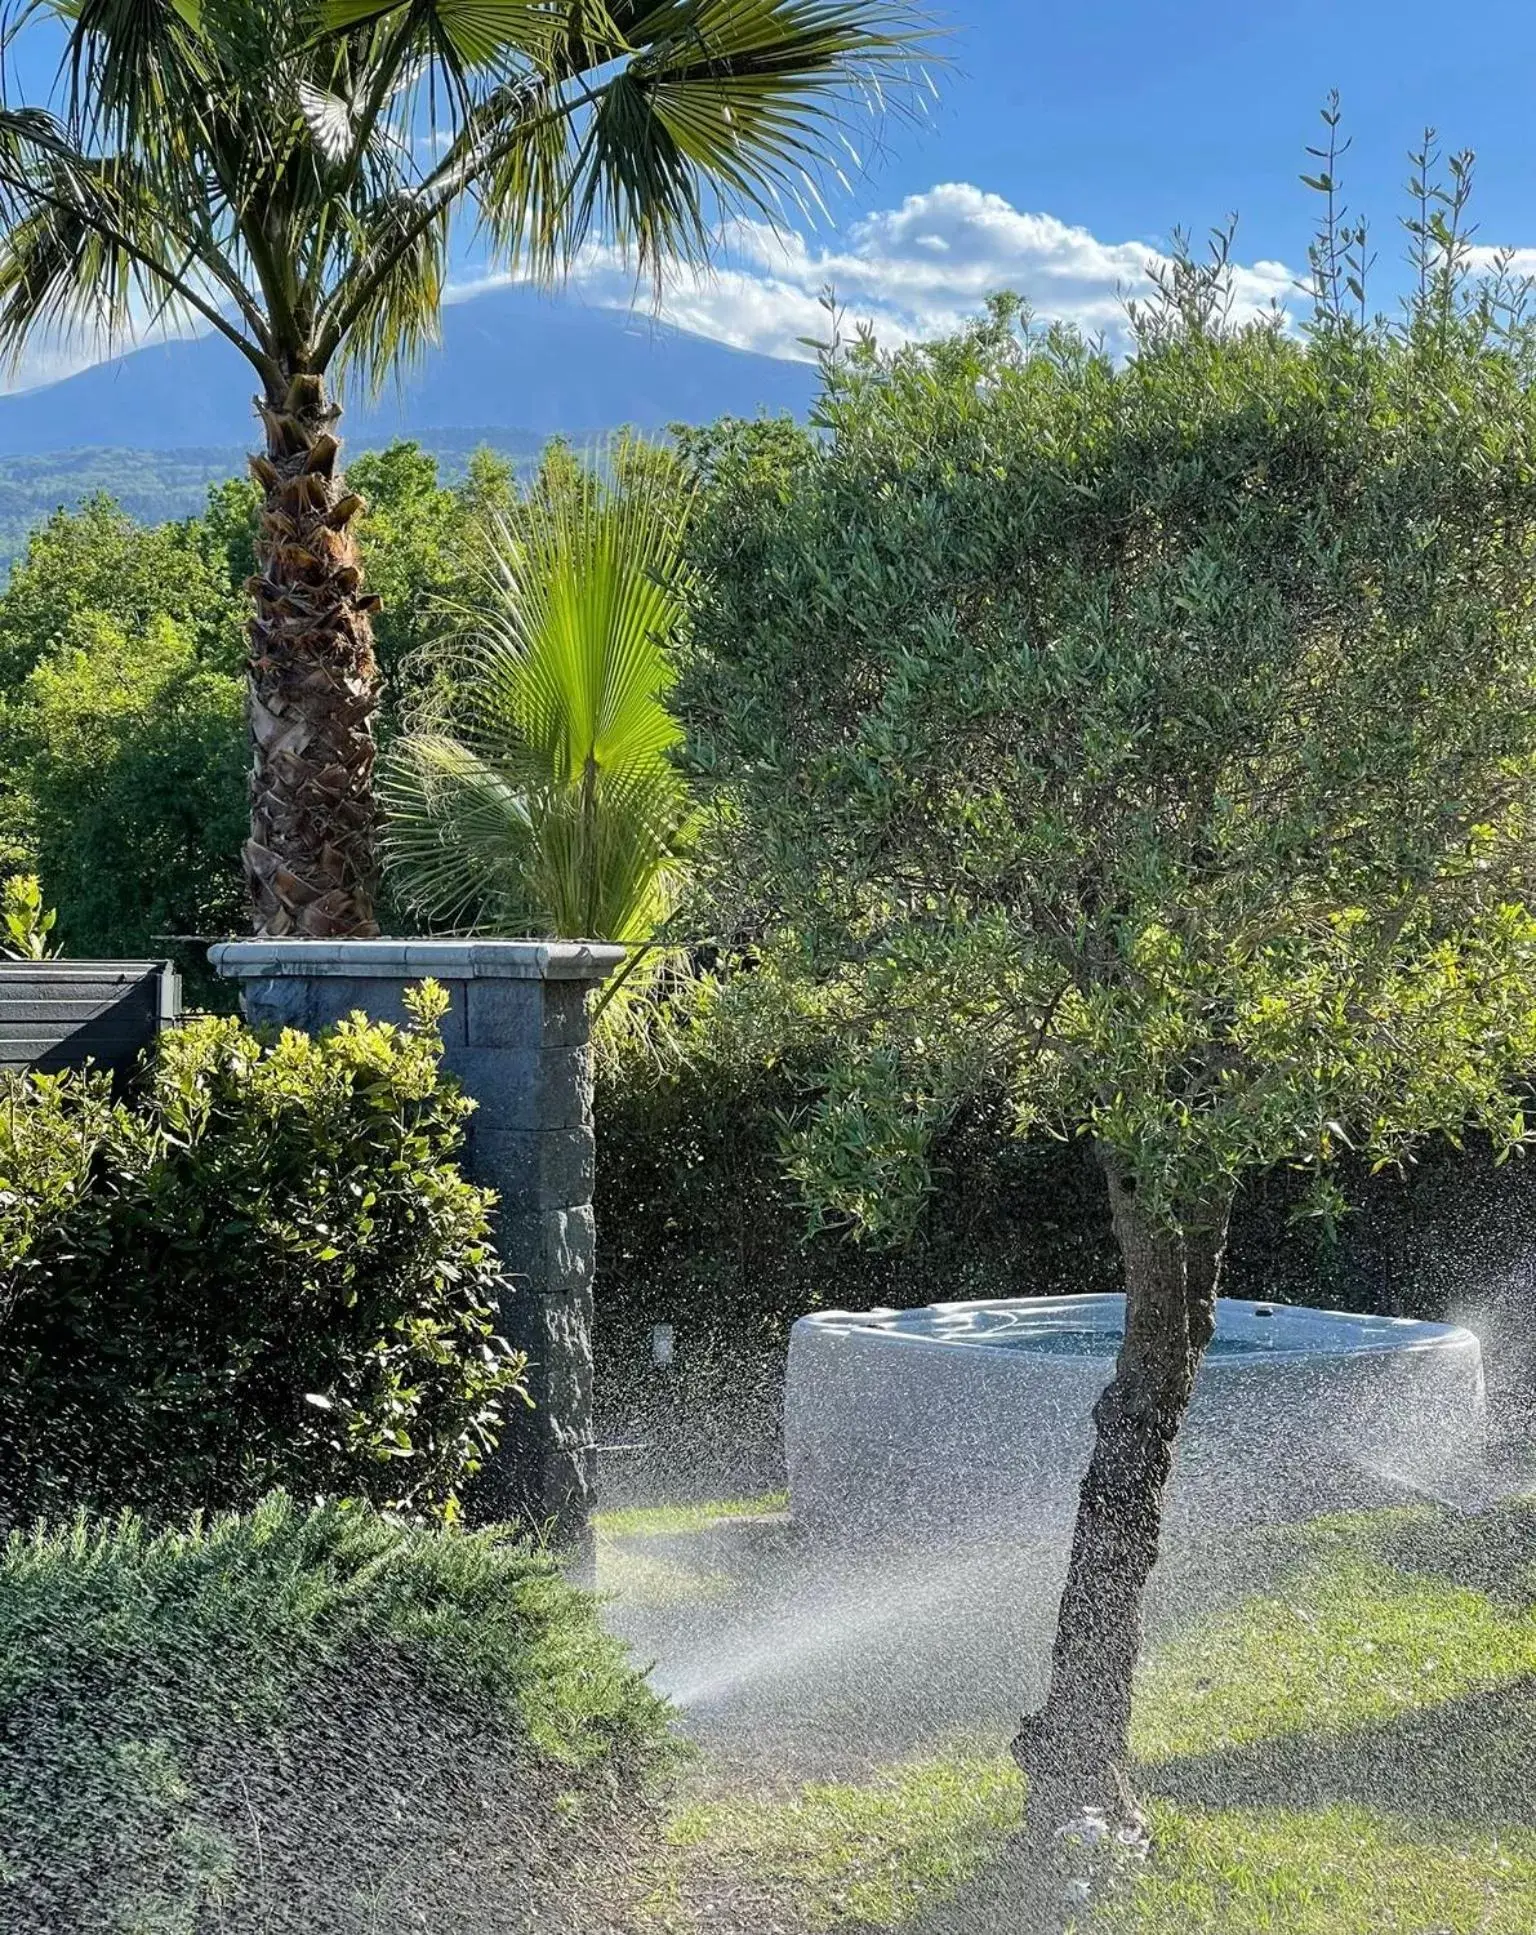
[982,1327,1273,1357]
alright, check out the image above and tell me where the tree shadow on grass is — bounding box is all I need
[1144,1676,1536,1829]
[890,1680,1536,1935]
[1365,1500,1536,1611]
[876,1839,1073,1935]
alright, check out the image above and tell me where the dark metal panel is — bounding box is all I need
[0,961,182,1078]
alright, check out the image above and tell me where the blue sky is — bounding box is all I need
[535,0,1536,364]
[9,0,1536,383]
[914,0,1536,269]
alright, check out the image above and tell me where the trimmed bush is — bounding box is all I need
[0,982,524,1527]
[0,1494,675,1933]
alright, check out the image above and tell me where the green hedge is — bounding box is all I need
[0,983,524,1528]
[593,1055,1536,1392]
[0,1495,674,1933]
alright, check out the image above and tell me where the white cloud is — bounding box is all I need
[449,182,1300,362]
[1469,244,1536,279]
[1,181,1304,392]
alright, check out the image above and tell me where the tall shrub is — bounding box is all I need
[0,983,522,1525]
[4,609,247,962]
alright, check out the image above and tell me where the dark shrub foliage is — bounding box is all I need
[0,983,524,1527]
[593,1043,1536,1497]
[0,1495,674,1933]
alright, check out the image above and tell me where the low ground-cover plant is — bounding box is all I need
[0,1494,675,1933]
[0,982,524,1527]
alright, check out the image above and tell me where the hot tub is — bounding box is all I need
[784,1294,1486,1537]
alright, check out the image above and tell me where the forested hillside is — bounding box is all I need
[0,435,546,575]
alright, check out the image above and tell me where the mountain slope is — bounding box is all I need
[0,285,817,454]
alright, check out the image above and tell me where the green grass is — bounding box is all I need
[594,1492,790,1608]
[637,1498,1536,1932]
[1099,1804,1536,1933]
[595,1492,790,1540]
[648,1751,1022,1930]
[1135,1554,1536,1758]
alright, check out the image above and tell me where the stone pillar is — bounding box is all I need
[208,939,622,1557]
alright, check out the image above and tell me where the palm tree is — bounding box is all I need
[381,444,693,948]
[0,0,925,938]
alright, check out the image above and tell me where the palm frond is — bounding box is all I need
[319,0,616,72]
[56,0,212,143]
[379,730,545,932]
[478,0,930,277]
[380,446,696,943]
[0,136,243,368]
[330,184,448,379]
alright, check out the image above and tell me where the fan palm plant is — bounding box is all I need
[0,0,927,937]
[381,449,693,945]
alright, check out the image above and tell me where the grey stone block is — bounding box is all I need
[297,975,469,1044]
[495,1205,596,1296]
[540,981,592,1049]
[464,979,542,1051]
[484,1401,595,1540]
[444,1045,593,1132]
[540,1290,595,1414]
[545,1046,595,1127]
[242,976,313,1031]
[489,1278,597,1545]
[430,980,470,1047]
[477,1127,595,1212]
[212,938,622,983]
[309,977,408,1030]
[466,977,589,1050]
[510,1290,593,1432]
[444,1047,539,1128]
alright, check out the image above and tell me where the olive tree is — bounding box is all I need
[682,227,1536,1843]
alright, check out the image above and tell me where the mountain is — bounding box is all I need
[0,283,818,454]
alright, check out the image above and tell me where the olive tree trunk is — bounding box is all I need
[243,372,382,938]
[1011,1148,1232,1833]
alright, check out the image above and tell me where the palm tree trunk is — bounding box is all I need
[243,371,382,938]
[1011,1149,1232,1834]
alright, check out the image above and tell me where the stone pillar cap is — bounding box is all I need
[209,938,626,983]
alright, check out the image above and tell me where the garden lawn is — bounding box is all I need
[599,1496,1536,1933]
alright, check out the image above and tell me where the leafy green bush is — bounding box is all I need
[0,983,524,1527]
[0,1494,674,1933]
[0,446,525,970]
[0,872,55,958]
[0,492,244,696]
[1,608,247,973]
[0,490,249,992]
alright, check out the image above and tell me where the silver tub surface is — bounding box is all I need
[784,1294,1486,1536]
